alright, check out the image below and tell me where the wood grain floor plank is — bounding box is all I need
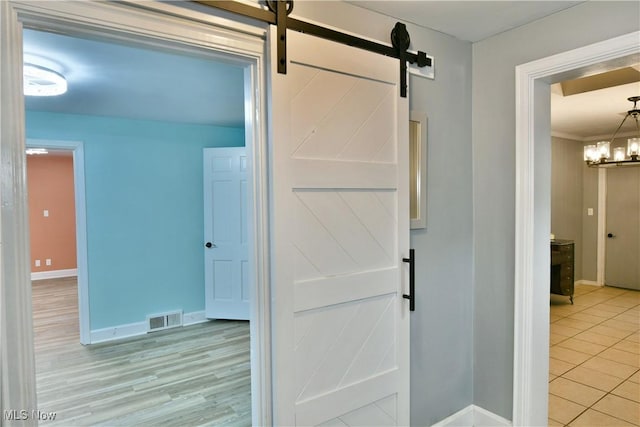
[32,278,252,426]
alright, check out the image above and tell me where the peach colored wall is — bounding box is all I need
[27,154,77,272]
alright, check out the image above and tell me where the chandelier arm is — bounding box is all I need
[608,113,630,143]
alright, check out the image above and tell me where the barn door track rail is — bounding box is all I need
[193,0,431,97]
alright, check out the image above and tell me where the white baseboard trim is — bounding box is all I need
[433,405,474,426]
[90,321,148,344]
[473,406,511,426]
[183,310,207,326]
[432,405,511,427]
[31,268,78,281]
[575,280,602,287]
[90,310,208,344]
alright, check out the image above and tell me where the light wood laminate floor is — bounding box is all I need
[32,277,251,426]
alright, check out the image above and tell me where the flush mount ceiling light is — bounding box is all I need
[23,63,67,96]
[25,148,49,155]
[584,96,640,167]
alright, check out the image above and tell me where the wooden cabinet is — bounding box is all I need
[551,240,574,304]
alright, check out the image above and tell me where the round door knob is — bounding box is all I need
[205,242,214,248]
[607,233,615,238]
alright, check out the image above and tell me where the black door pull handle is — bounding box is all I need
[402,249,415,311]
[205,242,216,248]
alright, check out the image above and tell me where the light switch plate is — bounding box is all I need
[35,260,41,267]
[43,209,49,217]
[587,208,594,216]
[45,259,51,266]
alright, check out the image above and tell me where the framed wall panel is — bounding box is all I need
[410,111,427,229]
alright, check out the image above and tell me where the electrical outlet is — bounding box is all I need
[587,208,594,216]
[35,259,41,267]
[43,209,49,217]
[45,259,52,266]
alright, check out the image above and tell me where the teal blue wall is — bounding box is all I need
[26,111,244,330]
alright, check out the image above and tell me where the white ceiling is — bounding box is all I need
[23,29,245,127]
[347,1,583,42]
[551,80,640,141]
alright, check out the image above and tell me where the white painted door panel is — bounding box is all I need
[203,147,249,319]
[270,29,409,426]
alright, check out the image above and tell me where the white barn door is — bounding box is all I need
[203,147,249,320]
[270,29,410,426]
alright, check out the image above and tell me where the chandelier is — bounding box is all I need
[583,96,640,167]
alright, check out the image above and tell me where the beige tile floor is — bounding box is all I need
[549,284,639,426]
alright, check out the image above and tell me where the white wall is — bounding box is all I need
[292,3,474,425]
[472,1,640,419]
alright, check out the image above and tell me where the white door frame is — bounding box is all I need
[1,1,272,425]
[597,168,607,285]
[513,31,640,425]
[26,139,90,345]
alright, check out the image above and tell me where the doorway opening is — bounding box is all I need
[548,70,640,424]
[550,72,640,292]
[513,31,640,425]
[27,148,77,282]
[10,1,269,423]
[26,139,89,344]
[27,145,82,352]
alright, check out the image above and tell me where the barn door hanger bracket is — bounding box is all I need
[193,0,432,98]
[266,0,293,74]
[392,23,430,97]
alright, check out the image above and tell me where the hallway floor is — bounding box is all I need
[549,284,639,426]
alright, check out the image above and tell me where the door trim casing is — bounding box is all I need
[513,30,640,425]
[597,168,607,284]
[26,139,89,344]
[1,1,271,425]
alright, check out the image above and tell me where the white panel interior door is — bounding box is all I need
[270,29,410,426]
[605,167,640,290]
[204,147,250,319]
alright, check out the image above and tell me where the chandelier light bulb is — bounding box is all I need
[613,147,626,162]
[583,145,597,162]
[628,138,639,158]
[596,141,610,160]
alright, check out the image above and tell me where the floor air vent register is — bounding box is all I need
[147,311,183,332]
